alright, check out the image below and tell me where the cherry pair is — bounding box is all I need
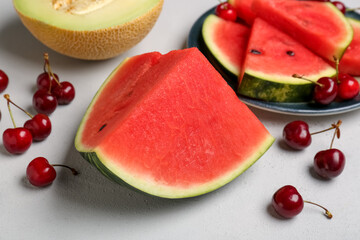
[2,94,51,154]
[27,157,78,187]
[33,53,75,115]
[293,73,359,105]
[283,120,345,179]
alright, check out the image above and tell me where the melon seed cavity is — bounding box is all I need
[52,0,114,15]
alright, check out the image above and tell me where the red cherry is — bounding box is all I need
[26,157,57,187]
[26,157,79,187]
[24,114,52,141]
[337,73,360,100]
[2,128,33,154]
[0,69,9,93]
[272,185,333,219]
[52,81,75,105]
[283,121,312,150]
[33,90,58,115]
[215,2,237,22]
[37,72,58,91]
[332,1,346,14]
[272,185,304,218]
[314,148,345,178]
[313,77,338,105]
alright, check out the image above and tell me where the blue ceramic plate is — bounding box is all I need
[187,7,360,116]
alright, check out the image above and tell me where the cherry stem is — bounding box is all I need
[52,164,80,176]
[304,200,333,219]
[329,120,342,149]
[4,94,17,128]
[4,94,33,118]
[43,53,61,92]
[310,120,342,137]
[292,74,323,87]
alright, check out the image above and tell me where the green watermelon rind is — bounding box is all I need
[202,14,241,76]
[76,135,274,199]
[238,67,337,102]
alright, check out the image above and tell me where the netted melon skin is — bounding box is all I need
[15,0,163,60]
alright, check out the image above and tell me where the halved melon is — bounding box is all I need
[13,0,163,60]
[252,0,353,61]
[202,14,250,76]
[75,48,274,198]
[238,18,336,102]
[339,18,360,76]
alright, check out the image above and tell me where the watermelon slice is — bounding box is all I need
[228,0,256,25]
[252,0,353,61]
[202,14,250,76]
[238,18,336,102]
[339,18,360,76]
[75,48,274,199]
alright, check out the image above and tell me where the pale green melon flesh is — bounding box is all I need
[13,0,162,30]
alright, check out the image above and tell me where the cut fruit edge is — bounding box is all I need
[77,135,274,199]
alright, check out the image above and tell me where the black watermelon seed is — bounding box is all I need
[250,49,262,55]
[287,51,295,56]
[98,124,107,132]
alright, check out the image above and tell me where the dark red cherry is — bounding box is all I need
[272,185,332,219]
[337,73,360,100]
[332,1,346,14]
[2,128,33,154]
[272,185,304,218]
[283,121,311,150]
[313,77,338,105]
[24,114,52,141]
[26,157,79,187]
[52,81,75,105]
[32,90,58,115]
[26,157,56,187]
[37,72,59,91]
[0,69,9,93]
[314,148,345,178]
[215,2,237,22]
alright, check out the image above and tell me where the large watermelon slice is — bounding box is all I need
[339,18,360,76]
[75,48,274,199]
[202,14,250,76]
[252,0,353,62]
[238,18,336,102]
[228,0,256,25]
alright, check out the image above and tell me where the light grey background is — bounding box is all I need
[0,1,359,239]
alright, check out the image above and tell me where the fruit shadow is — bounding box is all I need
[0,17,113,73]
[52,142,228,215]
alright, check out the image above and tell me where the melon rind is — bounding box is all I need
[77,134,274,199]
[13,0,163,60]
[202,14,249,77]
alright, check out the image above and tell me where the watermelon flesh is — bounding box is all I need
[75,48,274,198]
[238,18,336,102]
[339,18,360,76]
[202,14,250,76]
[252,0,353,62]
[228,0,256,25]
